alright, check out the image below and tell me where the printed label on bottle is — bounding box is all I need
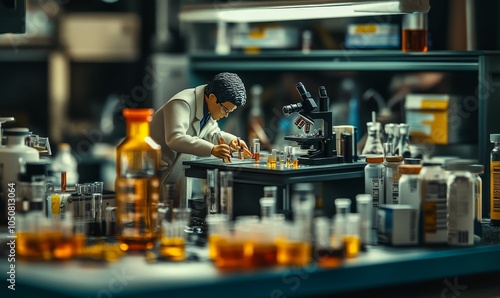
[448,178,474,245]
[491,162,500,218]
[422,180,447,243]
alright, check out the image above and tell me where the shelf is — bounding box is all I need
[8,244,500,297]
[189,50,500,72]
[0,48,51,62]
[180,0,430,23]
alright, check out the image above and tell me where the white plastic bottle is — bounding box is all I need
[52,143,79,187]
[0,128,39,224]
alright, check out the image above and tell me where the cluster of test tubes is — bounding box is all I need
[267,146,299,169]
[206,188,372,270]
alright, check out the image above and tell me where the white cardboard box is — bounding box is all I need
[378,205,418,246]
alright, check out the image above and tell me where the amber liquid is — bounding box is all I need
[17,232,49,261]
[316,248,343,268]
[116,177,159,251]
[53,234,75,260]
[293,159,299,168]
[247,242,277,267]
[160,237,186,261]
[343,235,361,258]
[72,233,87,256]
[17,231,70,261]
[254,152,261,163]
[402,29,428,52]
[215,240,246,269]
[208,234,222,260]
[276,240,311,266]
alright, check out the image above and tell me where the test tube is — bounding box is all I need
[206,169,219,214]
[93,182,104,223]
[344,214,361,258]
[279,151,286,166]
[252,138,260,162]
[356,194,374,247]
[334,198,351,217]
[314,217,342,268]
[219,171,233,220]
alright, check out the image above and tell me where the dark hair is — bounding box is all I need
[204,72,246,106]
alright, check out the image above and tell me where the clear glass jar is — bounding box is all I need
[115,109,161,251]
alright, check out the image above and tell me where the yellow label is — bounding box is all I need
[51,195,61,215]
[421,100,449,110]
[354,25,377,33]
[490,162,500,219]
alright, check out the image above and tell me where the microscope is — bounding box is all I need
[283,82,341,165]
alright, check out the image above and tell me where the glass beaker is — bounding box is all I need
[402,13,428,52]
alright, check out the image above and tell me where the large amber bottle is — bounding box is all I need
[116,109,161,251]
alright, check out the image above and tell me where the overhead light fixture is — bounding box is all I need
[179,0,430,23]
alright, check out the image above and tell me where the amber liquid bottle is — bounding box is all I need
[402,13,428,52]
[490,134,500,226]
[116,109,161,251]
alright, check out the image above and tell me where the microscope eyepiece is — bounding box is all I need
[295,82,311,102]
[319,86,327,98]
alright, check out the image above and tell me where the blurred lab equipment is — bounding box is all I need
[51,143,79,187]
[0,128,40,224]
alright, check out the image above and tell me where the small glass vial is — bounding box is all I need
[219,171,233,220]
[384,156,404,205]
[364,155,384,230]
[419,161,447,244]
[447,170,475,246]
[490,134,500,226]
[252,138,261,163]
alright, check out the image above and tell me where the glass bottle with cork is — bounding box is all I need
[115,109,161,251]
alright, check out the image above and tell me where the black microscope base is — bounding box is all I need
[298,156,342,165]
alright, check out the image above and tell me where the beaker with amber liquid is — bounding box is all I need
[402,13,428,52]
[115,109,161,251]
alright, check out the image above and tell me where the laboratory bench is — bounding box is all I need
[3,238,500,298]
[184,157,366,218]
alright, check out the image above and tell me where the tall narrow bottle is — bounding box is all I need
[115,109,161,251]
[490,134,500,226]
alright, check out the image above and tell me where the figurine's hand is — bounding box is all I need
[230,138,249,151]
[230,138,252,159]
[211,144,232,162]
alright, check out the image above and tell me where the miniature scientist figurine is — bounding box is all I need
[151,72,249,207]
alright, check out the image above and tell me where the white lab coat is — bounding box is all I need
[150,84,237,205]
